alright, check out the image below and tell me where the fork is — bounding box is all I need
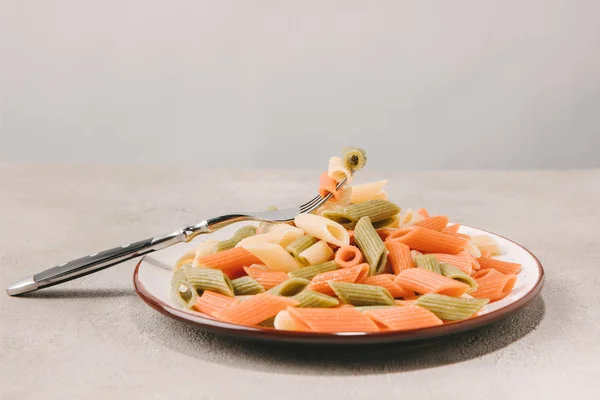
[6,177,349,296]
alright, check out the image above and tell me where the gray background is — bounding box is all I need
[1,0,600,169]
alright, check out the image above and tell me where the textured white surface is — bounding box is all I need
[1,164,600,399]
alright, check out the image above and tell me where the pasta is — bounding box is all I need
[415,254,442,274]
[285,235,317,261]
[231,276,265,295]
[213,293,299,326]
[364,305,443,330]
[241,243,302,272]
[334,245,364,268]
[350,180,388,204]
[354,216,388,275]
[328,156,353,184]
[286,307,379,333]
[298,240,334,265]
[384,241,414,274]
[193,290,239,316]
[294,214,350,247]
[171,147,521,334]
[267,278,310,296]
[287,261,339,280]
[328,281,396,306]
[439,263,478,292]
[414,294,488,321]
[322,200,401,229]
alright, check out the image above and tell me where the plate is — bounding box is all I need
[133,223,544,344]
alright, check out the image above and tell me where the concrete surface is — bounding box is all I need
[1,163,599,399]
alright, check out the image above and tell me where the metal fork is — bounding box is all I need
[6,177,349,296]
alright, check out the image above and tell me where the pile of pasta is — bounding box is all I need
[172,150,521,333]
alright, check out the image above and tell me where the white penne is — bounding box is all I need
[410,249,423,262]
[398,208,424,227]
[175,248,196,270]
[241,243,302,272]
[328,156,352,184]
[258,222,293,234]
[349,180,388,204]
[294,214,350,247]
[236,226,304,248]
[470,235,502,256]
[314,187,352,215]
[372,190,388,201]
[274,310,305,331]
[464,241,482,258]
[298,240,334,265]
[191,240,219,267]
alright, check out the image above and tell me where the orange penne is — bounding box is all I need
[443,224,461,234]
[471,268,517,302]
[213,293,299,326]
[334,245,364,268]
[445,231,472,240]
[364,305,443,331]
[318,171,339,200]
[196,247,261,278]
[430,251,473,275]
[384,228,412,242]
[477,257,522,275]
[307,263,369,295]
[480,249,493,259]
[287,307,379,333]
[347,230,356,246]
[395,268,470,297]
[243,266,288,290]
[413,216,449,232]
[362,274,414,298]
[385,241,414,274]
[392,226,468,254]
[417,208,430,218]
[376,228,396,241]
[193,290,239,316]
[395,299,417,306]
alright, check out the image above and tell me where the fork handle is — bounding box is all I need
[6,214,252,296]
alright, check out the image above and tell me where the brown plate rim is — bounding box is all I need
[133,225,544,344]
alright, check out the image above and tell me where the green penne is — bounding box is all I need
[415,254,442,274]
[170,269,198,308]
[415,293,489,321]
[440,263,478,293]
[354,305,399,312]
[342,147,367,171]
[287,261,339,280]
[267,278,310,296]
[292,290,340,308]
[329,281,395,306]
[285,235,317,262]
[322,200,401,229]
[212,225,258,253]
[177,266,234,297]
[231,276,265,295]
[353,216,388,275]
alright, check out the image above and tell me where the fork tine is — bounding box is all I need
[299,175,350,214]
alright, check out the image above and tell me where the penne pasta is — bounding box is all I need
[298,240,335,265]
[267,278,310,296]
[285,235,317,261]
[349,180,388,204]
[415,254,442,274]
[391,226,469,254]
[334,245,364,268]
[212,225,258,254]
[287,261,339,280]
[292,290,340,308]
[439,263,478,292]
[398,208,424,227]
[242,243,302,272]
[243,266,289,290]
[328,156,353,184]
[322,200,401,229]
[307,263,370,295]
[294,214,350,247]
[364,305,443,331]
[329,281,396,306]
[195,247,261,279]
[362,274,414,298]
[191,240,220,267]
[342,147,367,171]
[430,252,473,275]
[231,276,265,295]
[213,293,299,326]
[193,290,239,316]
[319,171,340,199]
[173,266,235,297]
[236,225,304,248]
[415,293,488,321]
[470,235,502,256]
[395,268,471,297]
[384,241,414,274]
[413,216,449,232]
[273,310,308,331]
[477,257,522,275]
[354,216,388,275]
[286,307,379,333]
[470,268,517,302]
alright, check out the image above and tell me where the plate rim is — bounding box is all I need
[133,225,545,344]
